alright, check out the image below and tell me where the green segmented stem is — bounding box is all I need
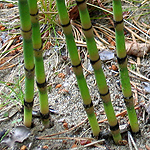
[56,0,100,137]
[28,0,51,127]
[113,0,139,133]
[76,0,122,144]
[18,0,34,127]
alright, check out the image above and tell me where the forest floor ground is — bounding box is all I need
[0,0,150,149]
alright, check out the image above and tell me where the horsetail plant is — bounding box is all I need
[18,0,35,127]
[112,0,139,133]
[76,0,122,144]
[27,0,51,128]
[56,0,100,137]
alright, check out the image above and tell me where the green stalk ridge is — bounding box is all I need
[76,0,122,144]
[56,0,100,137]
[18,0,34,127]
[28,0,51,127]
[113,0,139,133]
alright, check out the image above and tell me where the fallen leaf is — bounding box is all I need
[6,3,14,8]
[68,6,79,20]
[111,64,118,71]
[1,125,31,148]
[126,41,150,57]
[63,122,68,130]
[20,145,27,150]
[0,26,5,31]
[57,31,62,35]
[0,3,4,8]
[55,84,62,88]
[71,143,77,148]
[43,41,52,50]
[62,140,67,144]
[59,88,69,94]
[43,145,48,149]
[58,73,65,79]
[80,140,87,145]
[80,140,91,145]
[110,41,115,46]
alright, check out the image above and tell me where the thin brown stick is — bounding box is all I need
[37,118,88,138]
[37,136,94,140]
[125,26,150,44]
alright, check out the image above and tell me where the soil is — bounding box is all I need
[0,0,150,150]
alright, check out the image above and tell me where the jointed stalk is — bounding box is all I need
[76,0,122,144]
[56,0,100,137]
[18,0,35,127]
[112,0,139,133]
[27,0,51,127]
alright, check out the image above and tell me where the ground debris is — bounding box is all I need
[126,41,150,57]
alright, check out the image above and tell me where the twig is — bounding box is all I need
[93,27,109,45]
[125,26,150,44]
[128,130,133,150]
[37,117,88,139]
[98,105,140,124]
[0,35,16,59]
[37,136,94,141]
[71,139,105,150]
[128,68,150,82]
[128,131,138,150]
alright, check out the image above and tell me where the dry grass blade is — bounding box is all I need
[128,131,133,150]
[125,26,150,44]
[132,19,150,36]
[93,27,109,45]
[128,68,150,82]
[124,21,150,41]
[71,139,105,149]
[94,25,115,39]
[0,35,16,59]
[128,131,138,150]
[37,136,94,141]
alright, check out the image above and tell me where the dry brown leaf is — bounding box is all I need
[57,31,62,35]
[0,25,5,31]
[68,5,79,20]
[20,145,27,150]
[55,84,62,88]
[71,143,77,148]
[6,3,14,8]
[63,122,69,130]
[126,41,150,57]
[0,3,4,9]
[80,140,91,145]
[111,64,118,71]
[43,41,52,50]
[58,73,65,79]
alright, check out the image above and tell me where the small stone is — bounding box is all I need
[20,145,27,150]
